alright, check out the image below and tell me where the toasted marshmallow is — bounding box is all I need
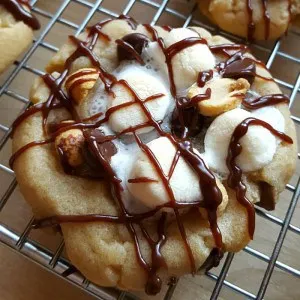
[127,137,203,209]
[204,107,285,174]
[164,28,215,92]
[108,65,171,134]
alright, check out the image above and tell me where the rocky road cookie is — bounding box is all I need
[198,0,300,40]
[11,15,297,294]
[0,0,40,73]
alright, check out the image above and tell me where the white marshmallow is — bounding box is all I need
[108,65,171,134]
[127,137,203,209]
[204,107,285,174]
[164,28,200,47]
[164,28,215,92]
[251,106,285,136]
[143,41,167,74]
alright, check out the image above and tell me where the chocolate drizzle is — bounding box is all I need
[197,70,213,88]
[9,139,52,168]
[243,94,289,109]
[10,15,294,295]
[261,0,271,40]
[128,177,159,183]
[246,0,256,41]
[227,117,293,238]
[172,89,211,139]
[2,0,40,30]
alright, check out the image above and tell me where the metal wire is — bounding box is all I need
[0,0,299,299]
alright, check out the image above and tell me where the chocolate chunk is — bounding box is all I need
[198,248,224,273]
[171,99,204,138]
[145,275,162,295]
[117,33,150,63]
[88,129,117,162]
[257,181,275,211]
[223,58,256,85]
[57,128,117,179]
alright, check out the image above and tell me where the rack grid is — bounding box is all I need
[0,0,299,299]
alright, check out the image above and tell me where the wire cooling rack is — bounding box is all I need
[0,0,299,299]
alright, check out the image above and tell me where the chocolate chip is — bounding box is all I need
[171,102,204,138]
[257,181,275,211]
[88,129,117,162]
[223,57,256,85]
[117,33,150,63]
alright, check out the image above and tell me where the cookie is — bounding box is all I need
[198,0,300,40]
[11,15,297,294]
[0,0,40,73]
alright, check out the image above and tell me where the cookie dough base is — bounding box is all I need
[0,21,33,73]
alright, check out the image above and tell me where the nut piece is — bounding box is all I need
[188,78,250,117]
[55,127,85,167]
[65,68,100,104]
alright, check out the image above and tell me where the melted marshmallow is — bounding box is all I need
[204,107,285,174]
[164,28,215,92]
[108,64,171,134]
[144,28,215,94]
[127,137,203,209]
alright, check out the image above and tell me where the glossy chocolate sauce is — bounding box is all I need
[197,70,213,87]
[243,94,289,109]
[162,25,172,32]
[261,0,271,40]
[128,177,159,183]
[143,24,172,41]
[172,89,211,139]
[2,0,40,30]
[11,101,62,136]
[9,139,52,169]
[118,14,137,29]
[284,0,293,35]
[226,117,293,238]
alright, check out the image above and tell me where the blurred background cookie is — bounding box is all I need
[198,0,300,40]
[0,0,40,73]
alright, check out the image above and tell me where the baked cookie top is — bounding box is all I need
[198,0,300,40]
[11,15,297,294]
